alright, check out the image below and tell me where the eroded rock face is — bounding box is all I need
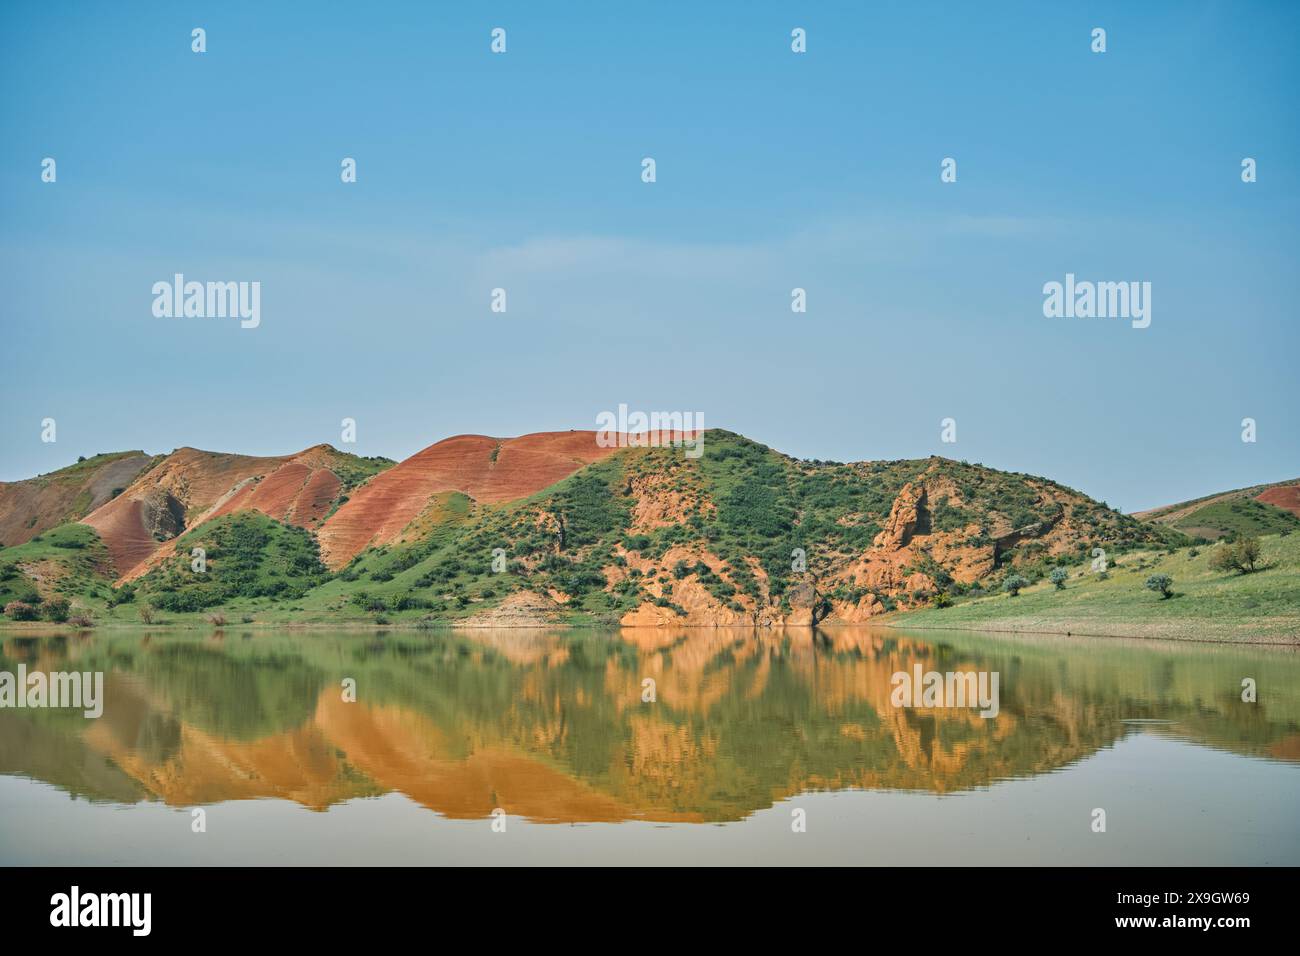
[457,591,563,629]
[783,577,822,627]
[139,489,186,542]
[874,482,925,550]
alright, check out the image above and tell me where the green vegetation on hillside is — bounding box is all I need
[0,523,113,617]
[1173,498,1300,539]
[327,453,396,492]
[135,513,329,612]
[3,435,1268,635]
[26,450,146,487]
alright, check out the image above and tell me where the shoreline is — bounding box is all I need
[2,616,1296,647]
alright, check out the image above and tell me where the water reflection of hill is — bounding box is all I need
[1,628,1296,823]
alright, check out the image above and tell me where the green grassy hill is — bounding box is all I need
[1135,476,1300,540]
[891,532,1300,643]
[1168,498,1300,540]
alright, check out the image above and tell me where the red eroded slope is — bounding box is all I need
[82,445,353,580]
[204,457,342,529]
[1255,485,1300,518]
[82,448,289,577]
[316,431,620,568]
[80,497,161,577]
[0,452,153,547]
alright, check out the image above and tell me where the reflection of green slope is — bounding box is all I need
[1,629,1296,821]
[137,642,324,740]
[0,712,147,804]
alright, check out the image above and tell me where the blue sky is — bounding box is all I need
[1,0,1297,512]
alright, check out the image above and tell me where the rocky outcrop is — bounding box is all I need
[783,576,823,627]
[456,590,564,628]
[873,482,925,549]
[139,488,186,542]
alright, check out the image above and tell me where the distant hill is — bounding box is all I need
[1134,477,1300,540]
[0,429,1189,629]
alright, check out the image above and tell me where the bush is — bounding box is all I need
[208,613,227,626]
[930,591,953,609]
[106,584,136,607]
[1049,568,1068,591]
[4,600,39,621]
[67,612,95,628]
[1145,573,1173,599]
[139,605,156,624]
[1210,538,1262,575]
[1002,574,1029,597]
[43,597,71,622]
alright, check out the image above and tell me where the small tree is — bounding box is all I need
[1049,568,1068,590]
[1002,573,1029,597]
[1237,537,1262,573]
[1145,573,1173,599]
[1210,537,1263,575]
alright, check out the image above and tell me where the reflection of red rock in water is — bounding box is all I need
[1268,733,1300,761]
[76,674,370,810]
[311,693,702,823]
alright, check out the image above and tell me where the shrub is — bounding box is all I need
[1210,537,1262,575]
[208,613,227,626]
[4,600,39,621]
[67,612,95,628]
[930,591,953,609]
[1145,573,1173,599]
[1049,568,1068,591]
[139,605,156,624]
[1002,574,1029,597]
[106,584,136,607]
[43,597,71,622]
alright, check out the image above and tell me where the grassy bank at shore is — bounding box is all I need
[888,533,1300,644]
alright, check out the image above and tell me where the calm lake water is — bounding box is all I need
[1,627,1297,866]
